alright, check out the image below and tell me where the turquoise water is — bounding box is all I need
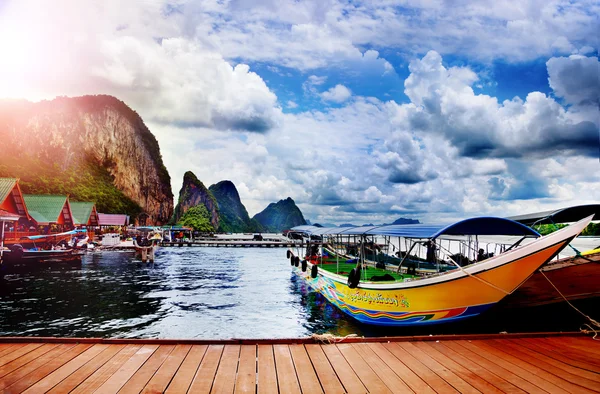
[0,247,594,339]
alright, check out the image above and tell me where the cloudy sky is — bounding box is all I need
[0,0,598,224]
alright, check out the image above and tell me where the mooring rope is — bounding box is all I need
[539,270,600,340]
[311,333,360,344]
[438,243,512,295]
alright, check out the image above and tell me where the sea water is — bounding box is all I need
[0,247,593,338]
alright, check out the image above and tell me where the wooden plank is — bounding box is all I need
[518,338,600,372]
[352,343,414,393]
[428,342,524,394]
[47,344,125,394]
[458,340,569,394]
[257,344,277,394]
[305,344,345,394]
[488,339,599,393]
[414,342,505,394]
[0,343,44,367]
[211,344,240,394]
[398,342,479,393]
[117,344,175,394]
[234,345,256,394]
[384,342,458,394]
[273,345,301,394]
[366,342,434,393]
[142,344,191,394]
[0,343,58,379]
[506,339,600,382]
[70,344,142,394]
[548,337,600,356]
[289,344,323,394]
[188,344,224,393]
[479,339,595,393]
[537,338,600,366]
[2,343,91,394]
[93,344,159,394]
[21,344,108,393]
[165,345,207,393]
[337,343,391,393]
[442,341,542,394]
[321,343,367,394]
[0,344,23,358]
[0,344,76,391]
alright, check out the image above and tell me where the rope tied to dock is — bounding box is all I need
[539,270,600,340]
[311,333,360,343]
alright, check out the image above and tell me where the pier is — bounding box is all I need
[161,241,302,248]
[0,332,598,393]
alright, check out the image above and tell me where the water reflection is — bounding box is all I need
[0,247,595,339]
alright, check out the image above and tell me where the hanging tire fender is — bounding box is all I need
[301,260,307,272]
[311,264,318,278]
[347,267,361,288]
[294,256,300,267]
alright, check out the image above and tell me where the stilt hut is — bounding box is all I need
[22,195,74,232]
[0,178,31,240]
[70,202,99,227]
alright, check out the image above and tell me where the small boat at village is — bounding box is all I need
[502,204,600,308]
[1,230,85,269]
[287,215,593,326]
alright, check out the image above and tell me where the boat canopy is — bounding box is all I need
[291,217,540,239]
[23,230,79,240]
[508,204,600,226]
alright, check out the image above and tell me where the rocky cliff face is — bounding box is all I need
[252,197,307,232]
[208,180,257,233]
[173,171,219,229]
[0,95,173,225]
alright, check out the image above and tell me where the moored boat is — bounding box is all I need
[287,215,593,326]
[501,204,600,308]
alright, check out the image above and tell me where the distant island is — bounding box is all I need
[320,218,420,228]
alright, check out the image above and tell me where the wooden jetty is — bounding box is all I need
[0,332,598,393]
[161,241,302,248]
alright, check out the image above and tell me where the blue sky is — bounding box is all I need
[0,0,598,224]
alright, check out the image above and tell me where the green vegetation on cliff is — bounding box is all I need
[209,180,261,233]
[0,155,142,217]
[172,171,220,229]
[252,197,306,232]
[178,205,214,233]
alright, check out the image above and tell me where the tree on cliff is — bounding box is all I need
[178,205,215,233]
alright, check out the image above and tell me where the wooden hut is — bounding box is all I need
[70,202,99,227]
[97,213,130,227]
[0,178,29,220]
[22,195,74,231]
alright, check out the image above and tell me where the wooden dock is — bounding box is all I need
[0,333,598,393]
[161,241,302,248]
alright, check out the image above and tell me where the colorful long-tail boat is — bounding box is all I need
[287,215,593,326]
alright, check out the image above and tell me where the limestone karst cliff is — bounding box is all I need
[252,197,307,232]
[0,95,173,225]
[209,180,261,233]
[173,171,219,229]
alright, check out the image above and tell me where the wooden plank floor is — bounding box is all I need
[0,334,598,393]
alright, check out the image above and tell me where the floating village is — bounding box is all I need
[0,1,598,390]
[0,174,599,392]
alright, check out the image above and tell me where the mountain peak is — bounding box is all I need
[252,197,306,232]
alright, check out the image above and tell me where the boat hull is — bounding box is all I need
[500,252,600,309]
[294,237,573,326]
